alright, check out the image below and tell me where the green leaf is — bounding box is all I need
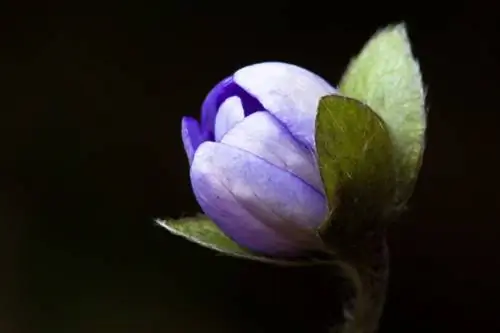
[315,95,396,237]
[155,215,333,266]
[339,23,426,208]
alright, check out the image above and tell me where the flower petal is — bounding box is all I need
[200,76,265,140]
[181,116,205,164]
[221,111,324,192]
[190,141,328,256]
[233,62,337,150]
[214,96,245,142]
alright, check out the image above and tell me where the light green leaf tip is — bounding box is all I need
[339,23,427,208]
[155,216,333,266]
[315,95,396,237]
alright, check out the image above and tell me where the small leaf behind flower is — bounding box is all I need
[156,216,333,266]
[339,23,426,208]
[315,95,396,240]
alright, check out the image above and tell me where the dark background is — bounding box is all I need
[1,2,499,333]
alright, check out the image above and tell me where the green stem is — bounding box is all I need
[332,237,389,333]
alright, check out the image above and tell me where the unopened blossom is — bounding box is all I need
[181,62,337,256]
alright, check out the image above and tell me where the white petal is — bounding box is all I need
[221,111,324,192]
[214,96,245,142]
[190,141,328,255]
[234,62,337,150]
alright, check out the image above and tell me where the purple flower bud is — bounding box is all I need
[181,62,337,257]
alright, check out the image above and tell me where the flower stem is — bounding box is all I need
[331,236,389,333]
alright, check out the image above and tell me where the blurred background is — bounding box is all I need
[1,2,499,332]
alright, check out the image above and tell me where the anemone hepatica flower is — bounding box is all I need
[161,24,427,333]
[181,62,337,256]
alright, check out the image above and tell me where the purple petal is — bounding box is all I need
[200,76,266,140]
[181,117,205,164]
[221,111,324,193]
[190,141,328,256]
[214,96,245,142]
[233,62,337,150]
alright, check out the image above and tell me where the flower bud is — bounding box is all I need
[181,62,337,256]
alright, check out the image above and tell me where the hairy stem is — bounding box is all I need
[331,237,389,333]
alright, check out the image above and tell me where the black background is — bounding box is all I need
[1,2,499,333]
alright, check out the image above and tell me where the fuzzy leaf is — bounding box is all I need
[156,216,333,266]
[339,23,426,207]
[315,95,396,238]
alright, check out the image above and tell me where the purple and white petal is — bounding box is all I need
[233,62,337,150]
[221,111,324,193]
[214,96,245,142]
[190,141,328,256]
[200,76,265,139]
[181,116,204,164]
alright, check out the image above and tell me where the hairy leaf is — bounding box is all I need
[339,23,426,207]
